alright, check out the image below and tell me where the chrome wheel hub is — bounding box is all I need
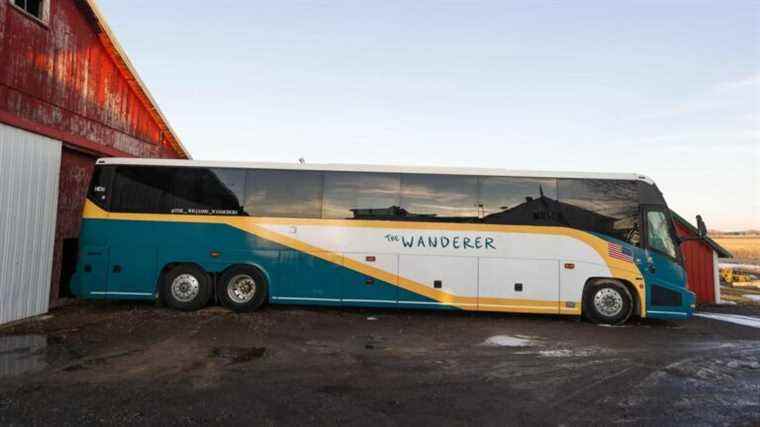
[171,274,200,302]
[594,288,624,317]
[228,274,257,304]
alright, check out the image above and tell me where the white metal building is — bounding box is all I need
[0,123,61,325]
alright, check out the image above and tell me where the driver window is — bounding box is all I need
[646,211,677,258]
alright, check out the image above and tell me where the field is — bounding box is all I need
[712,235,760,263]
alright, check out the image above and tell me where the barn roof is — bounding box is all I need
[671,210,733,258]
[79,0,190,159]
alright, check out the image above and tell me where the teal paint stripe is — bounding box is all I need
[73,219,447,308]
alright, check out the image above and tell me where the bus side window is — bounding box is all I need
[245,170,324,218]
[323,172,401,220]
[557,179,640,245]
[399,174,478,220]
[479,177,559,225]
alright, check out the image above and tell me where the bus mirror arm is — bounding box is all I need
[696,214,707,239]
[678,214,708,244]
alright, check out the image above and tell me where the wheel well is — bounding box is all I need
[155,262,212,294]
[219,263,270,285]
[583,277,641,318]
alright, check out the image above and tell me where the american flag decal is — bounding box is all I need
[608,242,633,263]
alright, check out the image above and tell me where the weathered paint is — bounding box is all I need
[0,0,190,309]
[49,147,95,303]
[0,0,187,159]
[674,220,716,304]
[0,122,61,325]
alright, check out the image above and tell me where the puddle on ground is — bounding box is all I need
[482,335,534,347]
[0,335,47,378]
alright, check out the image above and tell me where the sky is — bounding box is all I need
[99,1,759,231]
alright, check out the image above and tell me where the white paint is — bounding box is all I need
[695,313,760,329]
[98,158,654,184]
[482,335,534,347]
[343,252,398,283]
[0,124,61,325]
[478,258,559,308]
[399,255,477,306]
[560,260,616,305]
[258,223,614,308]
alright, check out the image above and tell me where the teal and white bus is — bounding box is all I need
[71,158,699,325]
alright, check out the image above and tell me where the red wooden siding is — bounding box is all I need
[674,221,715,304]
[1,0,189,306]
[0,0,185,159]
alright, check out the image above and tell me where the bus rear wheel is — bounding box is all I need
[217,265,268,312]
[583,280,633,325]
[160,264,212,311]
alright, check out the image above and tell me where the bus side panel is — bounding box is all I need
[478,258,560,313]
[107,246,158,299]
[398,255,477,310]
[269,250,344,305]
[71,243,109,298]
[558,261,610,314]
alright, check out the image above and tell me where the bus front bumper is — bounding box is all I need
[646,289,697,320]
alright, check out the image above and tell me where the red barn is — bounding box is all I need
[671,211,732,305]
[0,0,189,324]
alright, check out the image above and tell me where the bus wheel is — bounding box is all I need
[217,265,268,312]
[583,280,633,325]
[160,264,212,311]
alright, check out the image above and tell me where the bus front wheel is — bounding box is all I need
[217,265,268,312]
[160,264,212,311]
[583,280,633,325]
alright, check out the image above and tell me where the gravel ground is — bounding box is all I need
[1,301,759,426]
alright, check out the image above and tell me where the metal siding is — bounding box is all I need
[0,123,61,324]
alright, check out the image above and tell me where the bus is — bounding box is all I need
[71,158,699,325]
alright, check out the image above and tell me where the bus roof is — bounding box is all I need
[97,158,655,185]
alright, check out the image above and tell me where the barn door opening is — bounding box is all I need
[59,238,79,298]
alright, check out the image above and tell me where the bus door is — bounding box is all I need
[640,207,687,312]
[107,246,158,299]
[341,253,399,307]
[76,245,109,297]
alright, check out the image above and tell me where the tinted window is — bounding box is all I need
[168,168,246,215]
[558,179,640,244]
[245,170,323,218]
[400,174,478,220]
[479,177,559,225]
[111,166,174,213]
[323,172,401,219]
[110,166,246,215]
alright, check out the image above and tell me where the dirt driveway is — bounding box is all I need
[1,302,759,426]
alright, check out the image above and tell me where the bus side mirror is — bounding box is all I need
[696,215,707,239]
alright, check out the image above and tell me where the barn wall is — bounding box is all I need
[49,147,95,303]
[675,221,715,304]
[0,0,182,159]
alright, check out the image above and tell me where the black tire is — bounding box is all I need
[159,264,212,311]
[217,265,268,313]
[583,280,633,325]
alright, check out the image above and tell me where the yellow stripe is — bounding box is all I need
[83,201,646,316]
